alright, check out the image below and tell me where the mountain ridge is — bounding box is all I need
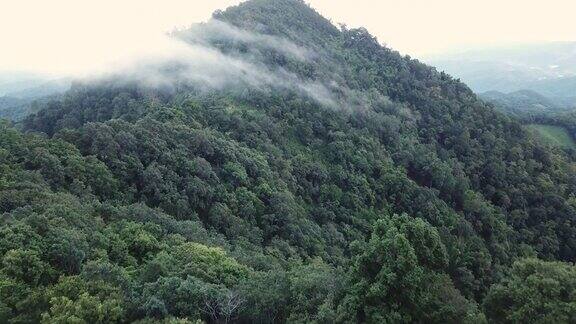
[2,0,576,322]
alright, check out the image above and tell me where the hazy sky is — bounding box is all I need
[1,0,575,75]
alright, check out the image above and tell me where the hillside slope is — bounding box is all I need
[2,0,576,322]
[479,90,561,116]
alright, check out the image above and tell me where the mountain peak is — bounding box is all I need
[213,0,339,43]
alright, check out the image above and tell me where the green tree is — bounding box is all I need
[339,214,484,323]
[41,276,125,324]
[484,258,576,323]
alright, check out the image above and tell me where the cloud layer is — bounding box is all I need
[94,20,337,107]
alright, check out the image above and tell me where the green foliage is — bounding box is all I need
[1,0,576,322]
[169,243,250,285]
[339,215,485,323]
[484,258,576,323]
[2,249,50,285]
[41,276,125,324]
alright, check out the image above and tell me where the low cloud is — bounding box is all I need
[176,20,314,61]
[96,20,337,107]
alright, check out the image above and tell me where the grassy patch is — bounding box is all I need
[527,124,576,149]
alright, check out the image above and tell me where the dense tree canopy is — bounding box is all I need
[2,0,576,322]
[484,258,576,323]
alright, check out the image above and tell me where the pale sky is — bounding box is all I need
[1,0,575,76]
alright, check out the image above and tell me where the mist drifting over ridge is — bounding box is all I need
[87,18,339,108]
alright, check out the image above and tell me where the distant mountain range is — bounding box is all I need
[427,42,576,112]
[478,89,568,118]
[0,71,70,121]
[0,71,70,98]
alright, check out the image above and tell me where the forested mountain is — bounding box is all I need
[2,0,576,323]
